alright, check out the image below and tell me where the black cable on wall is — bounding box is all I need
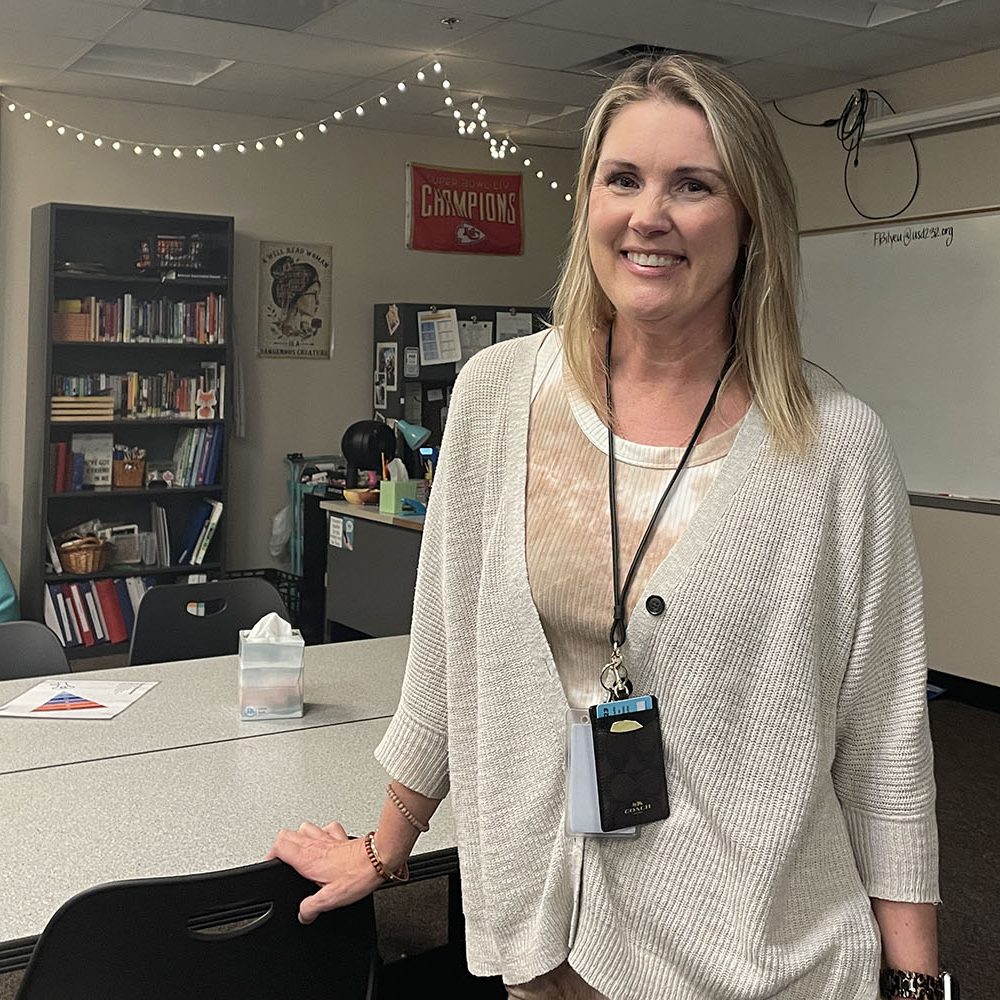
[773,89,921,220]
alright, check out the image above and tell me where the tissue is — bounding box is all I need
[247,611,293,638]
[239,613,304,720]
[387,458,409,482]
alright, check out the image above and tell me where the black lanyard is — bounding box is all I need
[605,324,733,675]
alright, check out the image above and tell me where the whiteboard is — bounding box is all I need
[799,209,1000,500]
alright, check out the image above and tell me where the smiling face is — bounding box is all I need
[587,98,747,338]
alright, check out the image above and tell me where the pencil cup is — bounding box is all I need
[379,479,419,514]
[112,458,145,488]
[238,628,305,720]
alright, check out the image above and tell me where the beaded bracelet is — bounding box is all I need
[387,783,430,833]
[363,831,410,883]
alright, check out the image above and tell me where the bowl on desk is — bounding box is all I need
[343,488,380,505]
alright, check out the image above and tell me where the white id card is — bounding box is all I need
[565,708,638,838]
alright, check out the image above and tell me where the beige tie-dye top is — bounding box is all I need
[526,333,741,708]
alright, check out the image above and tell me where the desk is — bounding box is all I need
[321,500,424,639]
[0,635,409,775]
[0,639,458,974]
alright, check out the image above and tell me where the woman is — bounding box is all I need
[270,55,945,999]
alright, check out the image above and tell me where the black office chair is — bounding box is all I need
[0,620,70,679]
[129,578,289,665]
[15,858,379,1000]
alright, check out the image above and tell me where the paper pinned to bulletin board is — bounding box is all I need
[456,320,493,373]
[496,310,533,341]
[417,308,462,366]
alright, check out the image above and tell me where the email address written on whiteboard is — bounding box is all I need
[873,224,954,249]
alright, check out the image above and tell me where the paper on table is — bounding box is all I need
[0,679,158,720]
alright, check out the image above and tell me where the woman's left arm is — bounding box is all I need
[871,898,938,974]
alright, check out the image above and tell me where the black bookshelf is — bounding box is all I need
[20,203,234,661]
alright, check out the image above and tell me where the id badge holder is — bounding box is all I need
[565,708,638,839]
[588,695,670,832]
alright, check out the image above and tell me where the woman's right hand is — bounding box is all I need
[266,820,383,924]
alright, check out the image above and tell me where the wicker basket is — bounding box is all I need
[59,536,110,574]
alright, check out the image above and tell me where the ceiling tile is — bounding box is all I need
[146,0,346,31]
[102,10,423,75]
[436,55,608,106]
[726,58,863,100]
[0,64,63,89]
[0,34,95,71]
[3,0,132,38]
[324,77,462,115]
[456,22,636,71]
[879,0,1000,45]
[300,0,498,49]
[202,63,359,101]
[779,27,972,76]
[28,71,340,125]
[522,0,859,61]
[400,0,555,16]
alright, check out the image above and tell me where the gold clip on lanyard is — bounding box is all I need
[602,323,733,702]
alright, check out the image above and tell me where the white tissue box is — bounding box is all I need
[238,628,305,720]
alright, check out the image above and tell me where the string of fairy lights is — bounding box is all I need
[0,56,572,203]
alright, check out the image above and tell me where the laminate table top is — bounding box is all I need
[0,635,409,775]
[0,717,455,949]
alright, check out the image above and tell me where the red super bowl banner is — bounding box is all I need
[406,162,523,255]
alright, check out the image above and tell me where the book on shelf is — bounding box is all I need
[45,525,63,574]
[53,372,212,419]
[84,583,107,642]
[43,586,70,649]
[113,578,135,637]
[68,584,95,647]
[51,293,226,344]
[150,502,171,566]
[45,577,150,648]
[94,578,129,644]
[70,433,114,487]
[176,502,212,565]
[191,499,223,565]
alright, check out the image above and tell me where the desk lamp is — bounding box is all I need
[341,419,395,487]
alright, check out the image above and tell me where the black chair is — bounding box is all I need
[15,859,379,1000]
[129,578,289,665]
[0,620,70,679]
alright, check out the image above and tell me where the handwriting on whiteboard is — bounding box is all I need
[872,224,954,249]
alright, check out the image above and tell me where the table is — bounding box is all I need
[0,635,408,774]
[0,638,458,974]
[321,501,424,639]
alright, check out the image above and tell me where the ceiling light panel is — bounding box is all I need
[69,44,234,86]
[146,0,346,31]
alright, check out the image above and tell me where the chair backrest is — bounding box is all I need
[16,858,378,1000]
[129,578,289,665]
[0,620,70,679]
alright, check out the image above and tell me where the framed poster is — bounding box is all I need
[257,241,333,358]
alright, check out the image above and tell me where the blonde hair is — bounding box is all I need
[552,54,814,453]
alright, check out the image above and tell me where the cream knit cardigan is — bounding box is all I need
[375,331,939,1000]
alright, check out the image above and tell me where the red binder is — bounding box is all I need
[94,578,129,645]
